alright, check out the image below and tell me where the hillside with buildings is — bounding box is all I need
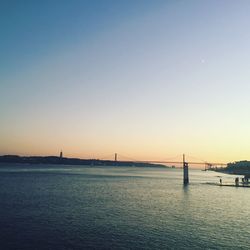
[214,161,250,175]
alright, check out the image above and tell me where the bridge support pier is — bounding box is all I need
[183,154,189,185]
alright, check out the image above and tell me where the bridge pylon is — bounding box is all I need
[183,154,189,185]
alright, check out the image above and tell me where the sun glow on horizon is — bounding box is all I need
[1,1,250,163]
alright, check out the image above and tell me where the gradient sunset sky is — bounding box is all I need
[1,0,250,163]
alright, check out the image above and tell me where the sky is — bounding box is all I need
[1,0,250,163]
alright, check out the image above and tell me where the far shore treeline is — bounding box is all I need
[0,155,167,168]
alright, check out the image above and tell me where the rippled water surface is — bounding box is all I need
[0,164,249,249]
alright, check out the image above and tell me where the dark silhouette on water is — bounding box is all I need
[213,160,250,175]
[0,155,167,168]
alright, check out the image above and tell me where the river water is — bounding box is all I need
[0,164,249,249]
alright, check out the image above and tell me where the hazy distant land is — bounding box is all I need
[0,155,168,168]
[2,156,250,174]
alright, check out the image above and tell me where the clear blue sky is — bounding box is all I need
[1,0,250,162]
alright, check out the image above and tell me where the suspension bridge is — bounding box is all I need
[99,153,227,169]
[98,153,227,185]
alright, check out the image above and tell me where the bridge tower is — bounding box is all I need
[115,153,118,162]
[183,154,189,185]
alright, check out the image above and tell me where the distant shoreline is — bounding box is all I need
[210,161,250,176]
[0,155,168,168]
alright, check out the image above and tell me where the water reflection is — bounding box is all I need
[0,165,249,249]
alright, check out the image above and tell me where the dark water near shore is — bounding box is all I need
[0,164,249,250]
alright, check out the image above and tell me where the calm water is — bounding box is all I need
[0,164,249,250]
